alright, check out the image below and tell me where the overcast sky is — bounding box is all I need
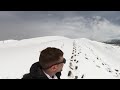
[1,11,120,41]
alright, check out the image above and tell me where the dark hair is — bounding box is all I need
[39,47,63,69]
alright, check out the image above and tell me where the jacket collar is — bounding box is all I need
[29,61,61,79]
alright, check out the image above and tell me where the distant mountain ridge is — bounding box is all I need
[103,39,120,46]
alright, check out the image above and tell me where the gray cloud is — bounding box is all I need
[0,11,120,42]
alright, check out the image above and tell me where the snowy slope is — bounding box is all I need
[61,38,120,79]
[0,36,120,79]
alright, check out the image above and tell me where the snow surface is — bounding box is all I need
[0,36,120,79]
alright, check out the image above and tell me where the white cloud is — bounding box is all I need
[0,11,120,41]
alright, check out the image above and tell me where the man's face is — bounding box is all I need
[49,56,66,74]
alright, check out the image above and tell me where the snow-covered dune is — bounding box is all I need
[0,36,120,79]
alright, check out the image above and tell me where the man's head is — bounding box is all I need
[39,47,66,75]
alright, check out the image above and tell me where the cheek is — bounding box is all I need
[60,64,64,69]
[57,64,63,71]
[61,64,64,68]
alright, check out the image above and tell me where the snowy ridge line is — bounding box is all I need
[0,36,70,48]
[0,39,18,44]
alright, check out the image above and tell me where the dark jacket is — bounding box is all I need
[22,62,61,79]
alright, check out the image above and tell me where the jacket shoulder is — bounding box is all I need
[22,73,33,79]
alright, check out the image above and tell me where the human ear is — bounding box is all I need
[51,65,58,71]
